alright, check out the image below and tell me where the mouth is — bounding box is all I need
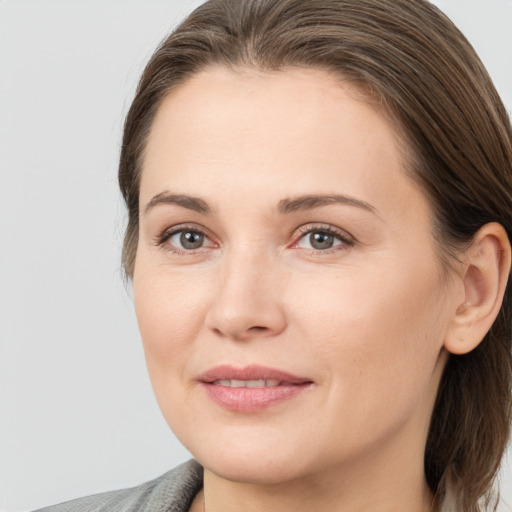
[212,378,283,388]
[198,365,314,412]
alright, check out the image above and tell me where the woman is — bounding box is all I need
[36,0,511,511]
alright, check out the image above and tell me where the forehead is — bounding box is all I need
[140,66,425,222]
[144,66,394,150]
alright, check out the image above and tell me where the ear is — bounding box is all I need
[444,222,511,355]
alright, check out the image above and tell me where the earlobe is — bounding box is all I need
[444,222,511,355]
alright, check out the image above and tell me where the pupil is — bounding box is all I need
[180,231,204,250]
[310,232,334,250]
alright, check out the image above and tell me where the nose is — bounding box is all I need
[204,251,287,341]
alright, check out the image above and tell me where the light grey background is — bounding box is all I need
[0,1,510,511]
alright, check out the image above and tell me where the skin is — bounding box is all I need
[133,67,468,512]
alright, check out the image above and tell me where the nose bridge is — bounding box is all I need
[205,244,286,339]
[223,247,262,288]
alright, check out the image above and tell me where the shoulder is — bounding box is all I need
[33,460,203,512]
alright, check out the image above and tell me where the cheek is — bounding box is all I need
[294,256,444,341]
[133,263,212,375]
[290,258,447,410]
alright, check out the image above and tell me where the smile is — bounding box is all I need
[199,365,313,412]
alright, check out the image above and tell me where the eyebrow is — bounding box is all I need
[277,194,377,215]
[143,192,377,217]
[144,193,213,215]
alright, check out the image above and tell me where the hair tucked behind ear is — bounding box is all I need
[119,1,512,509]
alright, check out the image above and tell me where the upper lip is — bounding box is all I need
[198,365,312,385]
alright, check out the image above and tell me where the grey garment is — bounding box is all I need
[33,460,203,512]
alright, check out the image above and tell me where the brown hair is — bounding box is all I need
[118,0,512,510]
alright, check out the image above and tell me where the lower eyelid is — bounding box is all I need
[296,240,351,252]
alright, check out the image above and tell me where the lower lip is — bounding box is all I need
[201,383,311,412]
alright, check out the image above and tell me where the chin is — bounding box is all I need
[200,451,312,485]
[180,427,317,485]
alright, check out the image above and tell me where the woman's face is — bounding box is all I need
[134,67,461,485]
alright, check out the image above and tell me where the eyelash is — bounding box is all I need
[292,224,355,254]
[155,223,355,256]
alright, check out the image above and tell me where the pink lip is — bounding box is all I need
[198,365,314,413]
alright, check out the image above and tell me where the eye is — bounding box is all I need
[158,226,215,252]
[294,226,354,252]
[170,230,206,250]
[298,231,342,250]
